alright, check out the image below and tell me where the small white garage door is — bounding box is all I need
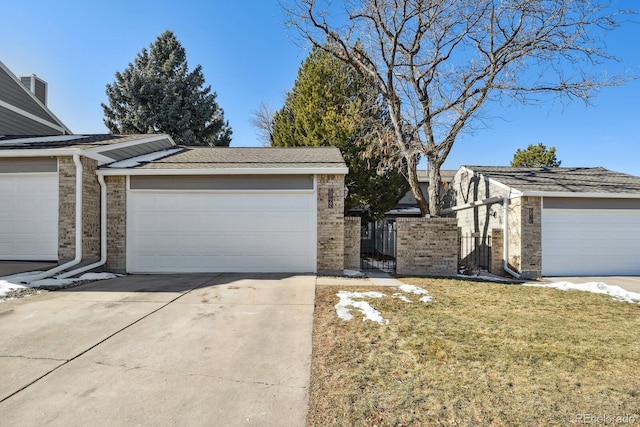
[542,209,640,276]
[0,173,59,261]
[128,191,317,273]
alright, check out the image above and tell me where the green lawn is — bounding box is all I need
[307,278,640,426]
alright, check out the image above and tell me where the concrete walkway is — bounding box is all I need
[0,273,315,426]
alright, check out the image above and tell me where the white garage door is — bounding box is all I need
[128,191,317,273]
[0,173,59,261]
[542,209,640,276]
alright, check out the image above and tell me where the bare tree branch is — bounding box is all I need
[282,0,637,215]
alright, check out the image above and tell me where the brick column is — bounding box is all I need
[490,228,504,275]
[316,174,345,274]
[344,217,361,270]
[105,176,127,272]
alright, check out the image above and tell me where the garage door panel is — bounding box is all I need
[543,209,640,276]
[128,191,316,273]
[0,174,58,261]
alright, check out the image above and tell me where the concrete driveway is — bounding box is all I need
[0,273,316,426]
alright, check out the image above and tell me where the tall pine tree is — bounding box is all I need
[102,31,232,146]
[271,46,409,221]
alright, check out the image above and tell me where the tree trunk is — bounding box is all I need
[407,153,430,216]
[427,156,442,216]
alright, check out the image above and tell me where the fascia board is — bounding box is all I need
[522,191,640,199]
[96,167,349,176]
[81,134,177,165]
[0,148,82,157]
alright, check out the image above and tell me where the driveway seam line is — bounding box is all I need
[0,277,214,405]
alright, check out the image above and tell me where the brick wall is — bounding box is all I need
[490,228,505,275]
[57,156,101,262]
[105,176,127,271]
[518,196,542,278]
[396,217,459,276]
[58,157,75,261]
[316,174,345,273]
[81,157,100,260]
[344,217,361,270]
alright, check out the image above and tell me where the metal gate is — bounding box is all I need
[459,234,491,271]
[360,220,397,273]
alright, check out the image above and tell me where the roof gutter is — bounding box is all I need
[521,191,640,199]
[96,167,350,176]
[57,174,107,279]
[25,154,84,282]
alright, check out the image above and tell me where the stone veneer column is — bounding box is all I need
[316,174,345,273]
[343,217,361,270]
[105,176,127,272]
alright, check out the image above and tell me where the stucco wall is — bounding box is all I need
[396,217,459,276]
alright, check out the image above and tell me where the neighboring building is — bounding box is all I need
[448,166,640,278]
[0,61,71,136]
[385,169,457,217]
[0,134,348,274]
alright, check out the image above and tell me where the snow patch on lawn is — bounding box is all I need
[335,283,435,324]
[398,284,433,303]
[524,281,640,304]
[335,291,388,324]
[0,272,119,298]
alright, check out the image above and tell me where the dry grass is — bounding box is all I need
[307,278,640,426]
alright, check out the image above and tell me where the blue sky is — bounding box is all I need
[2,1,639,175]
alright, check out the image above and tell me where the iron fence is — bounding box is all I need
[459,234,491,271]
[360,221,397,273]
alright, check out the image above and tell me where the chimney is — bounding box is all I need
[20,74,48,106]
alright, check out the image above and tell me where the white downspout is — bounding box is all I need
[57,175,107,279]
[26,154,84,282]
[502,197,521,279]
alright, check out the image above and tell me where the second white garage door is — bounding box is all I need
[0,173,59,261]
[542,209,640,276]
[127,190,317,273]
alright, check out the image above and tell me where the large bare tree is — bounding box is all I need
[283,0,634,215]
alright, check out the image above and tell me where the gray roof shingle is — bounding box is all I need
[0,134,171,150]
[465,166,640,195]
[128,146,347,170]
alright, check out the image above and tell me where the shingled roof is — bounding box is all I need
[125,146,345,169]
[0,134,169,150]
[465,166,640,195]
[98,146,348,174]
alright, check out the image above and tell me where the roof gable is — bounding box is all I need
[0,61,71,135]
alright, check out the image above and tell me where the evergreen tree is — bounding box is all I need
[102,31,231,146]
[511,143,561,168]
[271,46,409,221]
